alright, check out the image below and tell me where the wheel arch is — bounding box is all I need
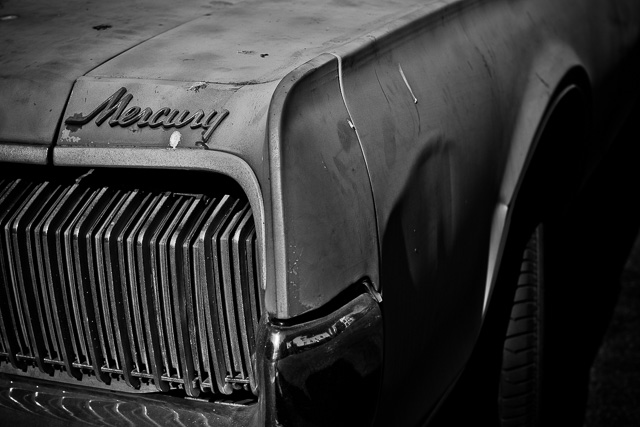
[444,63,595,425]
[483,59,593,313]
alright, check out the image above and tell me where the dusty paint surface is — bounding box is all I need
[4,0,640,322]
[1,0,640,423]
[0,0,428,147]
[0,0,220,145]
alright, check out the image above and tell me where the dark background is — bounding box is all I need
[585,234,640,426]
[431,90,640,427]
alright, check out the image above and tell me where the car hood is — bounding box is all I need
[0,0,225,146]
[0,0,421,154]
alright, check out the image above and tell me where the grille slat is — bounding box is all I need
[233,209,258,387]
[178,198,210,394]
[156,197,184,381]
[0,181,27,369]
[247,229,260,394]
[33,185,67,366]
[96,190,129,374]
[59,185,95,367]
[0,168,260,398]
[50,185,87,370]
[27,184,68,372]
[71,188,111,383]
[192,200,219,393]
[104,190,144,388]
[4,183,38,358]
[220,205,249,381]
[136,193,172,392]
[123,192,156,376]
[10,182,54,373]
[194,196,231,394]
[208,196,240,394]
[83,189,121,373]
[169,197,201,398]
[42,185,83,379]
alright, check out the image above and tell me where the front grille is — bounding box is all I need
[0,166,261,398]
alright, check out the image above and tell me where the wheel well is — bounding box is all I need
[511,66,592,235]
[485,67,593,355]
[428,67,594,423]
[484,67,593,348]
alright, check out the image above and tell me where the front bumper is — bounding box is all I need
[0,289,383,426]
[259,290,383,427]
[0,374,258,426]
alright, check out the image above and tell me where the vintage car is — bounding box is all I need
[1,0,639,425]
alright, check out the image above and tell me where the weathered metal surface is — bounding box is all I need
[0,0,220,147]
[59,79,237,150]
[1,0,640,425]
[266,54,379,317]
[316,0,639,424]
[0,167,261,397]
[64,86,230,144]
[52,147,269,314]
[2,0,417,150]
[0,374,258,427]
[48,0,639,322]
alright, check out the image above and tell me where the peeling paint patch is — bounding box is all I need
[169,131,181,149]
[61,129,81,143]
[237,50,256,55]
[188,82,208,92]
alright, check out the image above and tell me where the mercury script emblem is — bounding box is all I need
[65,87,229,144]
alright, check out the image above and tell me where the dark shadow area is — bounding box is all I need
[431,88,640,426]
[584,232,640,426]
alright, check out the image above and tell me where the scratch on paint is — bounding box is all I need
[535,72,550,89]
[398,64,418,104]
[374,68,392,106]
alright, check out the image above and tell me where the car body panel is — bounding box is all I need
[0,0,421,149]
[0,374,258,426]
[0,0,217,147]
[1,0,639,425]
[325,0,639,423]
[266,54,379,317]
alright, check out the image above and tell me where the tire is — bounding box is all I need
[498,226,544,427]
